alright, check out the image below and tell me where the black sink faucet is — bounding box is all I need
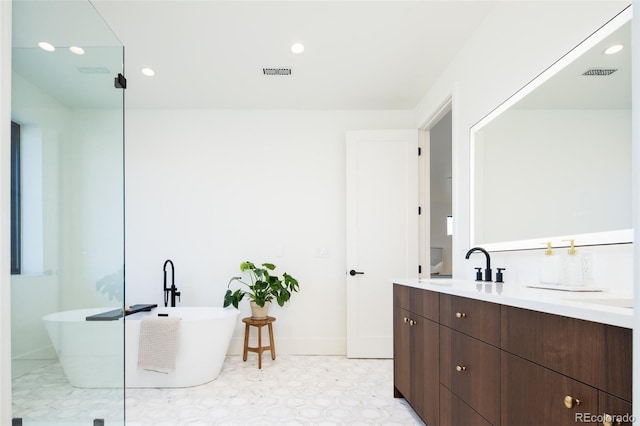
[163,259,181,307]
[465,247,492,282]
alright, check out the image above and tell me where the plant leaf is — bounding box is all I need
[227,261,299,309]
[223,289,233,308]
[228,276,243,287]
[240,261,255,271]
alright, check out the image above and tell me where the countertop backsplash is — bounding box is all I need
[458,242,633,295]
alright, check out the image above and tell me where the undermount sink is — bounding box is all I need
[566,298,634,309]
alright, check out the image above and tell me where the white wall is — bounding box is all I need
[125,109,414,354]
[0,0,12,422]
[60,109,124,311]
[123,1,635,357]
[415,1,633,294]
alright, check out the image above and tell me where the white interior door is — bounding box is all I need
[346,129,419,358]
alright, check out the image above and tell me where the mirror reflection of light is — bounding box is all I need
[38,42,55,52]
[604,44,624,55]
[69,46,85,55]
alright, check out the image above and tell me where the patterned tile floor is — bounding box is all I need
[12,355,424,425]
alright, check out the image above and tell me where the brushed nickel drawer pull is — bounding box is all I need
[456,312,467,318]
[563,395,580,409]
[409,319,416,326]
[455,365,466,372]
[403,317,409,323]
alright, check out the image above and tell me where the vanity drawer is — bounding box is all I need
[501,351,598,426]
[440,294,500,346]
[440,326,500,425]
[599,392,633,426]
[440,384,493,426]
[393,284,439,321]
[501,305,632,401]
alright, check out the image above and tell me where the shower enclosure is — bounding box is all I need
[10,0,125,424]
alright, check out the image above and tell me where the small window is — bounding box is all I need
[11,121,21,274]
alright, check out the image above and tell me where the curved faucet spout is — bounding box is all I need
[465,247,492,282]
[163,259,174,276]
[163,259,179,307]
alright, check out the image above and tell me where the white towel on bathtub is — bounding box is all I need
[137,316,181,373]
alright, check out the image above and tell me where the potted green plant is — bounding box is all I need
[223,261,300,319]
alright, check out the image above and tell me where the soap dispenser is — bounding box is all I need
[561,239,584,287]
[539,242,561,285]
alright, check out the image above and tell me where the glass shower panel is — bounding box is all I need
[11,1,125,424]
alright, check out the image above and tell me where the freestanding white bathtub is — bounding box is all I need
[42,306,239,388]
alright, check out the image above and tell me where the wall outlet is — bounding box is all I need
[314,248,329,258]
[581,252,594,280]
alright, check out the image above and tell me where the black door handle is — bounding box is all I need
[349,269,364,276]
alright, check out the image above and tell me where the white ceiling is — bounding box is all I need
[14,1,629,111]
[78,0,497,110]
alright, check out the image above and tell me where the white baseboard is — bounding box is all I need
[12,344,57,361]
[12,345,58,379]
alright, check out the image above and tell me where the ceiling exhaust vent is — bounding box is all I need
[263,68,292,76]
[77,67,111,74]
[582,68,618,76]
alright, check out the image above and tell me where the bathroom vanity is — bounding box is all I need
[392,280,633,426]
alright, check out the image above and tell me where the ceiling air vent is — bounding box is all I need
[582,68,618,76]
[263,68,292,76]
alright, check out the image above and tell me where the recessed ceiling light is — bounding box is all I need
[38,42,55,52]
[141,67,156,77]
[290,43,305,54]
[69,46,85,55]
[604,44,624,55]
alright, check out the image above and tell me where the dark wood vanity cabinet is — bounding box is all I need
[599,392,634,426]
[394,307,412,399]
[501,351,599,426]
[440,294,500,346]
[393,284,633,426]
[439,295,500,425]
[501,305,632,402]
[393,285,439,426]
[440,326,500,425]
[440,384,492,426]
[501,305,632,425]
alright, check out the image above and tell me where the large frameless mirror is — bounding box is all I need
[470,6,632,252]
[11,0,125,424]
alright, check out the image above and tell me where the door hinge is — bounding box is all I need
[418,147,422,156]
[418,206,422,215]
[418,265,422,274]
[114,73,127,89]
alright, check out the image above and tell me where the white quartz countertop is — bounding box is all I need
[393,278,633,329]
